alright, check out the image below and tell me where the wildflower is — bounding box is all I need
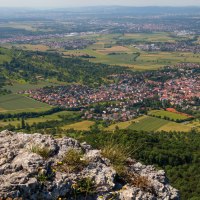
[71,183,78,189]
[52,168,56,173]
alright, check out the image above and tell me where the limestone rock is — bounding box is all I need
[0,130,180,200]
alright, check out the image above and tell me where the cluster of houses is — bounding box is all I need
[23,63,200,122]
[159,63,200,110]
[135,42,200,53]
[0,32,96,44]
[40,39,95,50]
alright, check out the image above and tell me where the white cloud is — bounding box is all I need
[0,0,199,7]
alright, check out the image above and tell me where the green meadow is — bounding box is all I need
[148,110,190,121]
[0,94,51,113]
[106,115,191,132]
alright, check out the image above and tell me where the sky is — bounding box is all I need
[0,0,200,8]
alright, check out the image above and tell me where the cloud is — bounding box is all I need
[0,0,199,7]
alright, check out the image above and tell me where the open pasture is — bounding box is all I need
[106,115,191,132]
[96,46,131,54]
[62,120,95,131]
[62,33,200,70]
[0,111,77,127]
[122,32,183,42]
[128,116,169,131]
[148,110,190,121]
[0,22,36,31]
[0,94,51,113]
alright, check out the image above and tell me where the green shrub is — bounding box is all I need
[101,141,131,176]
[72,177,96,198]
[30,145,51,159]
[60,149,89,172]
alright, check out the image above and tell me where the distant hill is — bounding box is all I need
[0,6,200,19]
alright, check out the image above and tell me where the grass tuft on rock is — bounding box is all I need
[30,145,51,159]
[101,141,131,176]
[58,149,89,172]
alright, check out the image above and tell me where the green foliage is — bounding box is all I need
[61,149,89,172]
[101,141,131,176]
[1,49,129,86]
[30,145,51,159]
[37,174,48,183]
[68,129,200,200]
[72,177,96,198]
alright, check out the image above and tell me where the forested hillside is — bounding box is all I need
[0,47,129,86]
[69,129,200,200]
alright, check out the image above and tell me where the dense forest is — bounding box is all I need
[66,129,200,200]
[1,49,129,86]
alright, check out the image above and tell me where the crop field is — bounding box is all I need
[63,47,200,70]
[148,110,190,120]
[104,116,149,131]
[62,120,95,131]
[0,22,36,31]
[96,46,131,54]
[157,122,191,132]
[9,32,199,71]
[106,115,191,132]
[128,116,169,131]
[122,32,177,42]
[0,94,51,113]
[61,33,200,70]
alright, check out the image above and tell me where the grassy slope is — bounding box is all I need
[128,116,169,131]
[106,115,191,132]
[149,110,189,120]
[62,120,95,131]
[0,111,77,127]
[0,94,51,113]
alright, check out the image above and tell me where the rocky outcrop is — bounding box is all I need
[0,130,180,200]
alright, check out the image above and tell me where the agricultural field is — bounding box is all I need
[122,32,177,42]
[62,120,95,131]
[0,22,37,31]
[148,110,190,121]
[61,33,200,70]
[106,115,191,132]
[105,117,144,131]
[0,111,77,127]
[5,32,199,71]
[0,94,51,113]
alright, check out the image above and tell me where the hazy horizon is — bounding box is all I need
[0,0,200,8]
